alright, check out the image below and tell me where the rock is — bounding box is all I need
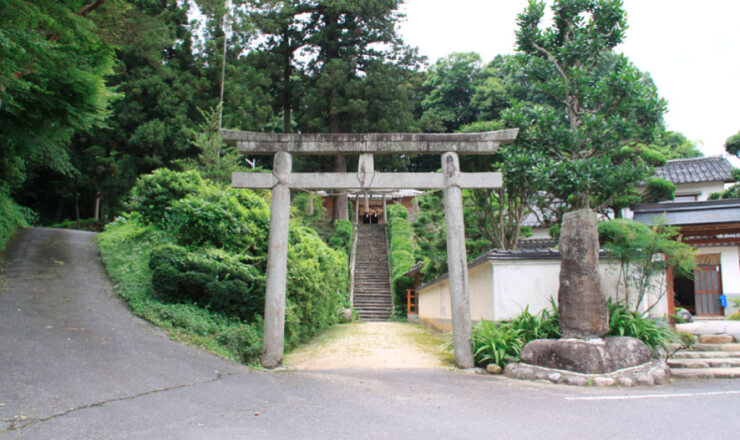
[520,337,650,374]
[649,366,668,385]
[634,373,655,386]
[593,377,615,387]
[548,372,563,384]
[604,337,652,369]
[342,308,353,323]
[698,334,733,344]
[617,377,634,387]
[486,364,502,374]
[558,209,609,339]
[676,309,693,323]
[566,376,589,386]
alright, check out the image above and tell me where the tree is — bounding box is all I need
[0,0,117,196]
[420,52,482,133]
[650,131,702,160]
[507,0,666,211]
[709,130,740,199]
[599,219,695,314]
[508,0,667,338]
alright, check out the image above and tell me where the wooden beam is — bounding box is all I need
[221,129,519,155]
[683,237,740,246]
[232,171,502,190]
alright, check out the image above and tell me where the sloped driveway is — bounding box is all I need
[1,228,738,440]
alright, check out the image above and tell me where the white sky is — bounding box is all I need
[399,0,740,161]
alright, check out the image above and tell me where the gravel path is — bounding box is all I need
[284,321,453,370]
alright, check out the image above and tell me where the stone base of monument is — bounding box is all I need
[504,337,671,386]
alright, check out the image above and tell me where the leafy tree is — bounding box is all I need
[726,130,740,157]
[0,0,117,194]
[508,0,667,337]
[709,131,740,199]
[420,52,482,132]
[599,219,695,313]
[650,131,702,160]
[506,0,666,212]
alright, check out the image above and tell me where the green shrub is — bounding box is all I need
[387,212,416,316]
[0,192,27,252]
[149,244,266,320]
[473,320,524,367]
[165,186,269,256]
[215,319,263,363]
[284,225,349,347]
[126,169,205,224]
[329,219,354,256]
[506,303,561,341]
[49,218,105,232]
[678,331,696,347]
[606,299,678,351]
[643,177,676,203]
[728,312,740,321]
[386,204,408,221]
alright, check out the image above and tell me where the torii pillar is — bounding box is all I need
[221,129,519,368]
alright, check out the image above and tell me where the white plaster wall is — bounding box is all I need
[417,264,493,331]
[469,263,494,321]
[492,261,561,321]
[418,259,669,325]
[673,182,726,201]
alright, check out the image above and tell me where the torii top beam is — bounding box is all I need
[220,129,519,155]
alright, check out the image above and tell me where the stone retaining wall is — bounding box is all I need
[504,360,670,387]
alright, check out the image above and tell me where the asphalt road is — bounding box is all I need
[1,228,738,439]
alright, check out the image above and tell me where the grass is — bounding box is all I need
[0,193,27,254]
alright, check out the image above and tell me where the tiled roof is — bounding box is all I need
[654,156,734,184]
[517,238,558,250]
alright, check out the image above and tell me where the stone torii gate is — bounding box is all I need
[221,129,518,368]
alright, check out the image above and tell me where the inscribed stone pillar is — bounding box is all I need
[442,152,474,368]
[262,151,292,368]
[558,208,609,339]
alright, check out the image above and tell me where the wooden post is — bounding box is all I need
[382,195,387,224]
[442,152,474,368]
[262,151,292,368]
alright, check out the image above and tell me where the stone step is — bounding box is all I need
[670,367,740,379]
[672,351,740,359]
[353,299,392,305]
[691,343,740,352]
[668,358,740,369]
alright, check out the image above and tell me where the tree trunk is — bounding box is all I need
[332,154,349,221]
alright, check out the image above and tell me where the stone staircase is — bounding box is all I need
[669,333,740,379]
[352,224,392,321]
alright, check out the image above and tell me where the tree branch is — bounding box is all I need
[79,0,106,17]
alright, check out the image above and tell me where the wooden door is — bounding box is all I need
[694,265,724,316]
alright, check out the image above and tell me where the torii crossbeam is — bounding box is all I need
[221,129,519,368]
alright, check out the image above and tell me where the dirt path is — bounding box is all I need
[284,321,454,370]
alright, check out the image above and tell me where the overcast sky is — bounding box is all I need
[399,0,740,161]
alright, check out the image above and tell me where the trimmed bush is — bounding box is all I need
[165,186,269,256]
[150,244,266,320]
[126,169,205,224]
